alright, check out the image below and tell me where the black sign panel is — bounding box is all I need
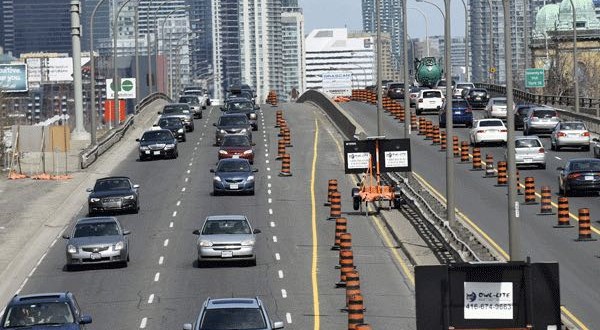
[343,140,376,174]
[343,138,411,174]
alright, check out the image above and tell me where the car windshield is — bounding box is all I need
[492,99,507,106]
[568,160,600,172]
[163,105,190,114]
[533,110,556,118]
[73,222,120,237]
[423,91,441,98]
[219,116,248,126]
[222,136,251,147]
[159,118,183,127]
[94,178,131,191]
[388,83,403,89]
[479,120,504,127]
[457,83,473,89]
[515,139,541,148]
[141,131,173,142]
[3,302,74,327]
[202,220,252,235]
[453,100,469,108]
[516,106,532,114]
[179,96,199,104]
[217,161,251,172]
[200,308,265,329]
[227,102,254,111]
[410,87,421,93]
[559,122,586,130]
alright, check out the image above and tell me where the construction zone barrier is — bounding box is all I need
[452,136,460,158]
[328,191,342,220]
[355,325,372,330]
[575,208,596,241]
[334,96,351,103]
[425,121,433,140]
[279,153,292,177]
[496,161,508,186]
[345,270,361,308]
[410,113,417,130]
[336,249,354,286]
[8,171,28,180]
[267,90,278,106]
[278,120,287,137]
[554,197,573,228]
[339,232,352,250]
[516,170,523,195]
[283,127,293,147]
[483,154,496,177]
[460,141,469,163]
[524,177,537,204]
[275,110,283,128]
[432,125,440,145]
[347,294,365,330]
[471,147,482,171]
[440,130,447,151]
[537,186,555,215]
[332,217,348,250]
[418,117,426,135]
[276,139,286,160]
[325,179,338,206]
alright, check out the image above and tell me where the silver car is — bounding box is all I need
[485,97,508,119]
[523,106,559,135]
[63,217,130,270]
[183,297,283,330]
[193,215,260,266]
[509,136,546,169]
[550,121,591,151]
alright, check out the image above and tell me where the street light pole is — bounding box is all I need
[113,0,134,128]
[569,0,580,113]
[443,0,455,228]
[488,0,495,83]
[89,0,108,145]
[460,0,469,81]
[70,0,89,140]
[156,8,181,94]
[146,0,154,93]
[134,1,140,105]
[375,0,383,137]
[417,0,444,19]
[402,0,410,137]
[408,7,430,56]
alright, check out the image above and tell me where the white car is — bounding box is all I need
[485,97,508,119]
[469,119,507,146]
[415,89,444,115]
[510,136,546,169]
[453,82,475,98]
[550,121,591,151]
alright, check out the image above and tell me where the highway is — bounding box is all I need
[340,100,600,329]
[13,101,417,329]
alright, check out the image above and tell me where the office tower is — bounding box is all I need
[281,9,305,101]
[362,0,404,77]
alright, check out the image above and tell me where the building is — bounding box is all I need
[438,36,468,80]
[81,0,110,52]
[362,0,404,77]
[281,11,306,101]
[210,0,242,101]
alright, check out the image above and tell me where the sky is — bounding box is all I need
[298,0,467,39]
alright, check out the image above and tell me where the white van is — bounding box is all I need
[415,89,444,115]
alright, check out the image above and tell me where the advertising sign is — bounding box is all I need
[26,58,42,83]
[106,78,137,99]
[0,64,28,92]
[464,282,513,319]
[46,57,74,82]
[322,71,352,97]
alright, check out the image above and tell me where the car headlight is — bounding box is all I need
[219,150,228,155]
[178,128,184,133]
[123,195,135,200]
[165,143,176,149]
[241,239,255,246]
[241,128,247,133]
[249,113,257,119]
[247,175,255,181]
[67,245,77,254]
[114,241,124,251]
[213,176,221,182]
[243,150,253,155]
[89,197,100,203]
[140,146,149,151]
[200,240,213,247]
[219,129,226,134]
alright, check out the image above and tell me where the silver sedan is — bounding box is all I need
[550,121,591,151]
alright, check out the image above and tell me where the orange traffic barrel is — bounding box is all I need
[355,325,372,330]
[516,170,523,195]
[524,177,537,204]
[575,208,596,241]
[329,191,342,220]
[460,141,469,163]
[425,121,433,140]
[452,136,460,158]
[332,217,348,250]
[554,197,574,228]
[432,125,440,145]
[345,270,361,308]
[483,154,496,178]
[537,186,555,215]
[347,294,365,330]
[279,153,292,177]
[339,232,352,250]
[283,127,293,147]
[418,117,426,135]
[325,179,338,206]
[496,161,508,186]
[471,147,483,171]
[276,139,286,160]
[275,110,283,128]
[337,249,355,286]
[439,130,447,151]
[410,113,418,130]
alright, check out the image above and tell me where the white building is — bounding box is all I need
[281,11,306,101]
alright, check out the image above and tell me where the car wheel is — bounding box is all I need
[555,144,561,151]
[550,141,555,151]
[196,258,205,268]
[182,135,187,142]
[563,184,570,197]
[558,183,564,195]
[416,109,421,115]
[88,209,95,217]
[523,128,529,136]
[213,189,220,196]
[539,163,546,170]
[190,126,195,132]
[353,195,361,211]
[173,151,179,159]
[582,145,590,152]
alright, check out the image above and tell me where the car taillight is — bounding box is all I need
[582,132,590,137]
[538,148,545,153]
[557,132,567,137]
[567,173,582,179]
[477,130,485,133]
[500,129,507,132]
[418,99,423,103]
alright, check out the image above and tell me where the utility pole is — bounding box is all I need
[375,0,383,137]
[402,0,410,137]
[444,0,455,228]
[70,0,90,141]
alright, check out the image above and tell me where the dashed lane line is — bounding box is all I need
[154,272,160,282]
[275,253,281,261]
[278,270,284,279]
[286,313,292,324]
[281,289,287,298]
[147,294,154,304]
[158,256,164,265]
[163,239,169,247]
[139,317,147,328]
[273,236,278,243]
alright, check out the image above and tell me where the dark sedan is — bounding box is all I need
[465,88,489,109]
[214,114,253,146]
[514,104,535,130]
[156,116,186,142]
[211,158,257,195]
[439,99,473,128]
[218,135,255,164]
[223,98,258,130]
[137,129,178,160]
[558,158,600,196]
[87,177,140,215]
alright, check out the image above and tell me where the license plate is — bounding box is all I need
[221,251,233,258]
[232,155,240,158]
[476,97,481,100]
[585,176,594,181]
[90,253,102,260]
[105,202,121,208]
[230,184,239,190]
[524,158,533,163]
[454,111,461,115]
[153,151,161,155]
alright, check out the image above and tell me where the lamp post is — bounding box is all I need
[569,0,580,113]
[89,0,108,145]
[403,2,411,137]
[487,0,495,83]
[375,0,383,136]
[408,7,430,56]
[113,0,134,128]
[443,0,456,228]
[460,0,470,81]
[70,0,88,140]
[416,0,445,19]
[134,1,140,105]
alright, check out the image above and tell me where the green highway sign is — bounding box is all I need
[525,68,545,88]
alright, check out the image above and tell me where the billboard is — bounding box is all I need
[322,71,352,97]
[0,64,28,92]
[106,78,137,99]
[46,57,74,82]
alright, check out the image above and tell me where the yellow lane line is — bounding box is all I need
[310,118,320,330]
[561,306,591,330]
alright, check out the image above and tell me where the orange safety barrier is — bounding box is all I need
[484,154,496,177]
[524,177,537,204]
[410,113,418,130]
[418,117,426,135]
[337,249,355,287]
[275,110,283,128]
[554,197,574,228]
[440,130,447,151]
[355,325,372,330]
[325,179,339,206]
[8,171,28,180]
[538,186,555,215]
[332,217,348,250]
[276,139,286,160]
[471,147,483,170]
[283,128,292,147]
[432,125,440,145]
[496,161,508,186]
[575,208,596,241]
[345,270,361,308]
[347,294,365,330]
[425,121,433,140]
[460,141,470,163]
[339,232,352,250]
[516,170,523,195]
[452,136,460,158]
[329,191,342,220]
[279,153,292,177]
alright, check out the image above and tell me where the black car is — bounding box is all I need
[0,292,92,329]
[223,98,258,131]
[214,114,253,146]
[386,82,405,99]
[136,129,179,160]
[158,103,194,132]
[87,176,140,215]
[514,104,535,130]
[465,88,489,109]
[157,116,186,142]
[558,158,600,196]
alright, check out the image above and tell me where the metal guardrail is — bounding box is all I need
[79,93,171,169]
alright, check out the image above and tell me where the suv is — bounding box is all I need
[523,106,559,135]
[415,89,444,115]
[223,97,258,130]
[158,103,194,132]
[183,297,283,330]
[464,88,489,109]
[178,95,204,119]
[0,292,92,329]
[214,114,253,146]
[386,82,405,99]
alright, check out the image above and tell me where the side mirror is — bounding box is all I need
[123,230,131,236]
[133,184,140,189]
[192,229,201,235]
[79,315,92,324]
[272,321,284,329]
[253,229,262,234]
[210,169,215,173]
[62,234,70,239]
[556,166,564,171]
[183,324,193,330]
[135,138,140,142]
[252,168,258,173]
[86,188,93,192]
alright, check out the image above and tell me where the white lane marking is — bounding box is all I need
[172,211,177,217]
[267,167,271,171]
[273,236,278,242]
[169,222,174,228]
[281,289,287,298]
[154,272,160,282]
[148,294,154,304]
[194,147,197,151]
[164,239,169,247]
[265,154,269,158]
[267,183,272,188]
[190,158,194,162]
[270,221,275,227]
[181,187,186,192]
[185,177,189,182]
[268,189,272,195]
[188,162,193,167]
[50,238,58,248]
[286,313,292,324]
[265,160,270,164]
[139,317,147,328]
[267,175,272,180]
[269,209,273,215]
[264,144,268,147]
[159,256,164,265]
[176,201,181,206]
[196,142,200,145]
[268,198,272,204]
[275,253,280,261]
[278,270,284,278]
[187,170,191,174]
[555,156,562,160]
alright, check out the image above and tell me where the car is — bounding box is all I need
[63,217,130,269]
[523,106,559,135]
[211,158,257,195]
[156,116,186,142]
[557,158,600,196]
[223,97,258,131]
[464,88,489,109]
[408,86,423,107]
[513,104,536,130]
[510,136,546,169]
[550,121,590,151]
[386,82,405,99]
[183,297,283,330]
[434,79,456,96]
[136,129,179,160]
[213,113,253,146]
[469,119,507,146]
[484,97,508,119]
[87,176,139,215]
[415,89,444,115]
[182,87,211,106]
[218,135,255,164]
[158,103,194,132]
[192,215,261,266]
[178,95,204,119]
[439,99,473,128]
[593,138,600,158]
[228,85,257,104]
[0,292,92,329]
[453,82,475,98]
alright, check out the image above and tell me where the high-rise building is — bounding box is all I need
[438,36,468,80]
[189,0,213,88]
[81,0,110,52]
[211,0,242,100]
[362,0,404,76]
[281,10,305,101]
[1,0,71,57]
